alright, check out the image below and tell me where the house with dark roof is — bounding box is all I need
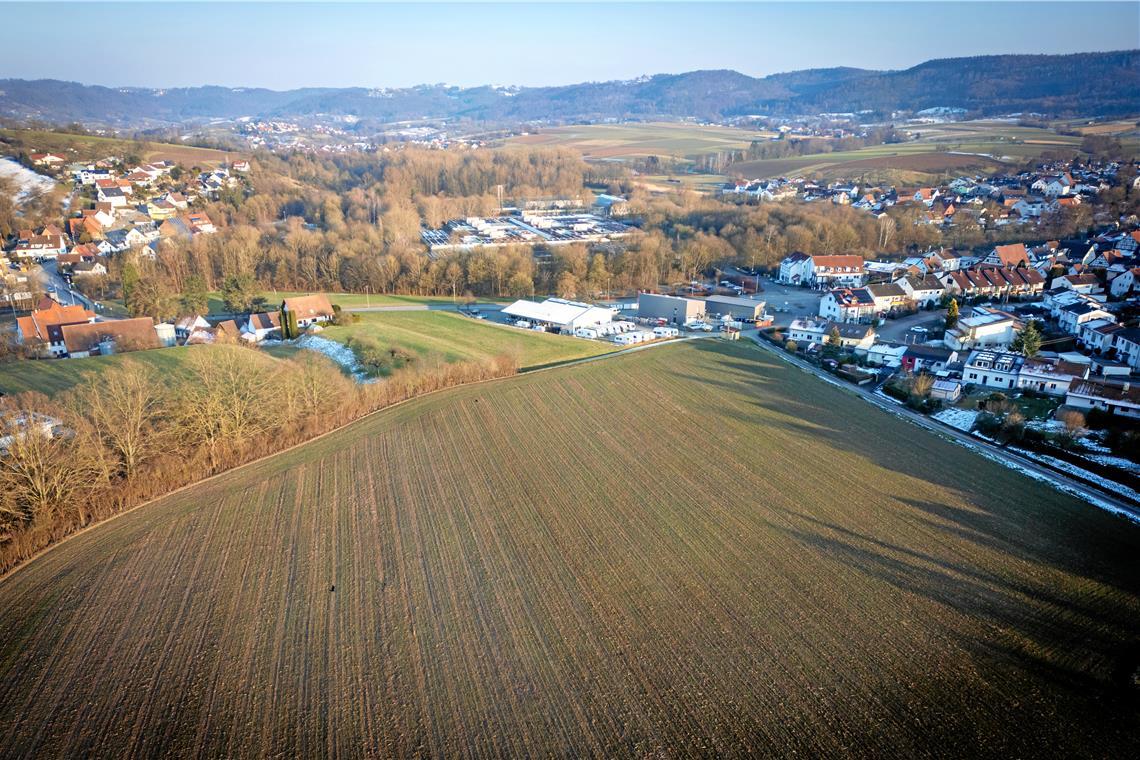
[1066,378,1140,419]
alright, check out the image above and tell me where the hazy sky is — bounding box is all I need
[1,2,1137,90]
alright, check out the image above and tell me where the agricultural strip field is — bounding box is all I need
[507,122,776,160]
[320,310,615,370]
[0,341,1137,757]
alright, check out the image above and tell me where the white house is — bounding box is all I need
[808,255,865,288]
[963,350,1024,391]
[944,307,1021,351]
[819,288,876,322]
[778,252,812,285]
[1057,301,1114,336]
[242,312,282,342]
[896,274,946,307]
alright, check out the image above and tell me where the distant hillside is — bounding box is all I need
[0,51,1136,128]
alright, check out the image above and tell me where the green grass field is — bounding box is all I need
[321,310,615,370]
[0,341,1136,757]
[0,346,206,396]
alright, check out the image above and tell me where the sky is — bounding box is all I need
[1,1,1137,90]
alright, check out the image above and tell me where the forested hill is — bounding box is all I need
[1,50,1136,127]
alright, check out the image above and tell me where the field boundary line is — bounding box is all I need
[0,336,699,584]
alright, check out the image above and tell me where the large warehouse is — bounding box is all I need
[637,293,705,325]
[703,295,767,321]
[501,298,614,332]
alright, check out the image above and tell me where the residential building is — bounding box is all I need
[1066,378,1140,419]
[281,294,335,328]
[818,287,876,322]
[808,254,865,287]
[944,307,1021,351]
[60,318,159,358]
[963,350,1024,391]
[242,312,282,342]
[901,345,959,375]
[15,302,97,357]
[777,252,811,285]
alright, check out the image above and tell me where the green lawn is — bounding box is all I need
[321,310,615,370]
[0,346,202,397]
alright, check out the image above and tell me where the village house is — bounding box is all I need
[29,152,66,167]
[1052,272,1103,294]
[15,301,97,357]
[60,318,160,358]
[1057,300,1114,336]
[174,315,211,343]
[242,312,282,342]
[901,345,959,375]
[1109,267,1140,298]
[1066,378,1140,419]
[808,254,865,288]
[865,282,909,314]
[962,350,1024,391]
[982,243,1031,268]
[896,274,946,307]
[1076,318,1121,353]
[818,287,876,322]
[787,318,875,350]
[777,252,812,285]
[282,294,335,327]
[944,307,1021,351]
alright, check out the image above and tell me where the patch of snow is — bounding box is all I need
[0,157,55,204]
[1014,449,1140,506]
[1083,453,1140,474]
[289,335,375,383]
[933,408,978,432]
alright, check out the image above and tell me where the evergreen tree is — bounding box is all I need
[945,298,959,331]
[1011,322,1042,357]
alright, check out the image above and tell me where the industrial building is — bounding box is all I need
[501,298,614,332]
[637,293,704,325]
[703,295,766,321]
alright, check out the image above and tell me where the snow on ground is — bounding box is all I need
[1083,453,1140,474]
[293,335,375,381]
[933,408,978,432]
[0,157,55,204]
[1014,448,1140,507]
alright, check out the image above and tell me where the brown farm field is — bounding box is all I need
[0,341,1138,757]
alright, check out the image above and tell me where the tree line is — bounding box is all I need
[0,344,518,574]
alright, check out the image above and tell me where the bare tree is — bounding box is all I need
[72,360,168,479]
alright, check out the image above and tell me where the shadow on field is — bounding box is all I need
[684,339,1140,721]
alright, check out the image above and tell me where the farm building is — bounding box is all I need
[703,295,766,321]
[638,293,704,325]
[502,298,613,332]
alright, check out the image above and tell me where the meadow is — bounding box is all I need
[0,340,1136,757]
[321,310,615,370]
[0,345,206,396]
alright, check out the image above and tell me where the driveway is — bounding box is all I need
[876,310,948,343]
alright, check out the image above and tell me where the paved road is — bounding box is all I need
[33,261,96,311]
[744,329,1140,522]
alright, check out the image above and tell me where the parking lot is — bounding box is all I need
[758,278,823,327]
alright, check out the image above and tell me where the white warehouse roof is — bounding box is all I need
[502,298,614,328]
